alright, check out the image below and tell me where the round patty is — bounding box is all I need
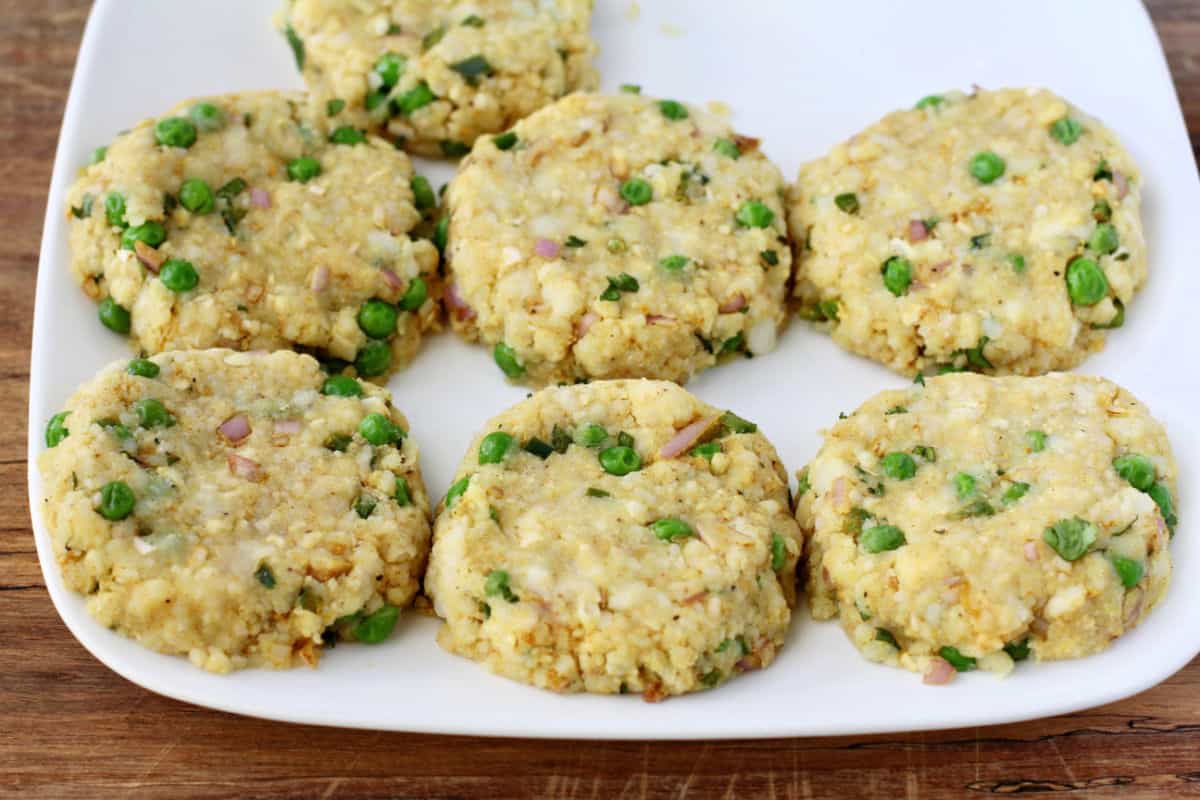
[788,87,1145,377]
[425,380,801,700]
[65,90,439,379]
[444,92,792,386]
[38,350,432,672]
[796,373,1176,683]
[279,0,598,157]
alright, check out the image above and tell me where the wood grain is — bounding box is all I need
[3,2,1200,797]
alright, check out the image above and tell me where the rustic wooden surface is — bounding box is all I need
[3,1,1200,797]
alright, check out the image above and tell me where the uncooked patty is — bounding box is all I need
[796,373,1176,683]
[65,90,439,379]
[788,87,1145,377]
[38,349,432,672]
[278,0,598,157]
[444,92,792,386]
[425,379,801,700]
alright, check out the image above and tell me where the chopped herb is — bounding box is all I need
[586,487,610,498]
[284,25,305,70]
[493,131,518,151]
[255,563,276,589]
[450,54,493,84]
[1043,517,1097,561]
[939,646,976,672]
[834,193,859,215]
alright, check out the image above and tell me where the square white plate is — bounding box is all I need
[27,0,1200,739]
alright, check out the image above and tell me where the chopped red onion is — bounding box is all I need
[659,416,718,458]
[227,453,263,481]
[1114,171,1130,200]
[1024,541,1039,562]
[575,312,599,337]
[534,238,561,259]
[908,220,929,242]
[923,657,956,685]
[444,282,476,320]
[217,414,251,444]
[645,313,675,325]
[273,419,302,435]
[250,188,271,209]
[310,265,330,292]
[718,294,747,314]
[380,268,404,290]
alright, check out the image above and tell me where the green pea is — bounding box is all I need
[493,342,524,378]
[433,216,449,254]
[484,569,519,602]
[125,358,159,381]
[353,605,400,643]
[620,178,652,206]
[160,259,199,293]
[575,423,608,448]
[969,151,1006,184]
[439,139,470,158]
[394,82,436,114]
[720,411,757,434]
[915,94,944,110]
[1043,516,1097,561]
[133,398,173,428]
[255,563,276,589]
[91,146,108,164]
[120,221,166,251]
[104,192,127,227]
[1065,257,1108,305]
[1147,483,1177,533]
[881,256,912,297]
[954,472,977,499]
[178,178,215,214]
[357,299,398,339]
[479,431,515,464]
[322,375,363,397]
[1089,223,1120,254]
[493,131,518,151]
[1003,639,1031,662]
[445,476,470,508]
[410,175,436,211]
[599,445,641,476]
[98,298,131,334]
[713,138,740,159]
[659,100,688,120]
[155,117,197,149]
[359,412,404,446]
[355,340,391,377]
[399,277,427,312]
[287,156,321,183]
[735,200,774,229]
[1113,454,1156,491]
[939,646,976,672]
[330,126,367,145]
[1002,482,1031,505]
[658,254,689,272]
[354,494,377,519]
[770,533,787,571]
[374,51,405,87]
[394,476,412,506]
[650,517,694,542]
[880,452,917,480]
[97,480,136,521]
[189,102,225,132]
[1110,556,1144,588]
[1007,253,1026,273]
[1049,117,1082,145]
[861,524,906,553]
[1026,430,1047,452]
[45,411,70,448]
[450,54,493,84]
[834,193,859,215]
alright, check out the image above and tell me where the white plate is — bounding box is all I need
[27,0,1200,739]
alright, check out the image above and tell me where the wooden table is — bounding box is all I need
[4,2,1200,797]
